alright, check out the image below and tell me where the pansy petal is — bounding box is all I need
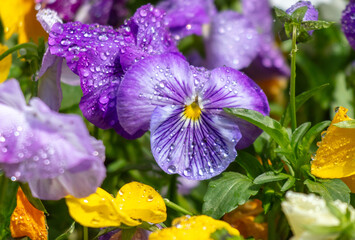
[286,1,318,35]
[149,215,240,240]
[311,107,355,179]
[38,0,84,21]
[117,54,193,136]
[150,105,241,180]
[158,0,217,40]
[10,187,47,240]
[0,45,12,84]
[242,0,272,35]
[342,1,355,50]
[0,80,106,200]
[0,79,26,109]
[66,187,139,228]
[38,49,63,111]
[115,182,167,224]
[36,9,63,33]
[205,11,260,70]
[201,67,269,149]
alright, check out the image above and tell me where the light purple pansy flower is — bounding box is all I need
[99,229,149,240]
[204,11,260,70]
[242,0,290,81]
[286,1,319,35]
[158,0,216,40]
[48,4,180,139]
[0,79,106,200]
[116,53,269,180]
[342,0,355,50]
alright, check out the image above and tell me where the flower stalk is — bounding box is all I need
[290,24,298,132]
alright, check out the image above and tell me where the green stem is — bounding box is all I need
[290,24,298,132]
[83,226,88,240]
[0,42,38,61]
[163,198,194,216]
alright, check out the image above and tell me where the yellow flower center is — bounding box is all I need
[184,101,201,120]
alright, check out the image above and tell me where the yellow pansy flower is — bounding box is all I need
[311,106,355,192]
[10,187,47,240]
[65,182,167,228]
[149,215,240,240]
[0,44,12,83]
[0,0,47,44]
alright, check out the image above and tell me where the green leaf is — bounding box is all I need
[236,151,264,179]
[55,222,75,240]
[253,171,290,185]
[202,172,260,219]
[121,228,136,240]
[281,84,329,126]
[304,179,351,203]
[224,108,290,150]
[334,120,355,128]
[291,6,308,22]
[301,20,333,31]
[299,121,331,157]
[211,228,244,240]
[296,28,312,43]
[274,7,291,23]
[19,183,48,214]
[281,176,296,192]
[291,122,312,150]
[0,174,19,239]
[0,17,4,44]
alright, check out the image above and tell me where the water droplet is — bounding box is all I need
[167,165,176,173]
[140,9,147,17]
[147,195,154,202]
[183,168,192,177]
[98,34,108,41]
[44,160,50,165]
[11,176,16,181]
[118,190,124,196]
[99,95,109,104]
[60,39,71,45]
[0,136,5,142]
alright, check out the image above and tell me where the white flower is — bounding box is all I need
[281,191,355,240]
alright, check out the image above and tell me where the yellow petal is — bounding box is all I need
[0,0,47,43]
[311,107,355,179]
[115,182,167,224]
[65,188,140,228]
[149,215,240,240]
[10,187,47,240]
[0,45,12,83]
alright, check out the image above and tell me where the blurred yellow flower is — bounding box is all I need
[0,0,47,44]
[10,187,47,240]
[0,44,12,83]
[311,106,355,192]
[149,215,240,240]
[65,182,167,228]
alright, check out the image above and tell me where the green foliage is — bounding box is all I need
[235,151,264,179]
[0,174,18,239]
[274,7,333,42]
[202,172,260,219]
[211,228,245,240]
[304,179,351,203]
[55,222,75,240]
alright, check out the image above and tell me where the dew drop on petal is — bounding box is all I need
[167,165,176,173]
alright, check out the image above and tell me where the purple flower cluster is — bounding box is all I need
[159,0,290,81]
[0,80,106,200]
[47,3,270,180]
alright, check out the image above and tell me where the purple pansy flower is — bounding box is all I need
[242,0,290,81]
[342,0,355,50]
[158,0,216,40]
[286,1,319,35]
[36,0,128,25]
[116,53,269,180]
[48,4,180,139]
[0,79,106,200]
[204,11,260,70]
[36,0,84,22]
[99,229,149,240]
